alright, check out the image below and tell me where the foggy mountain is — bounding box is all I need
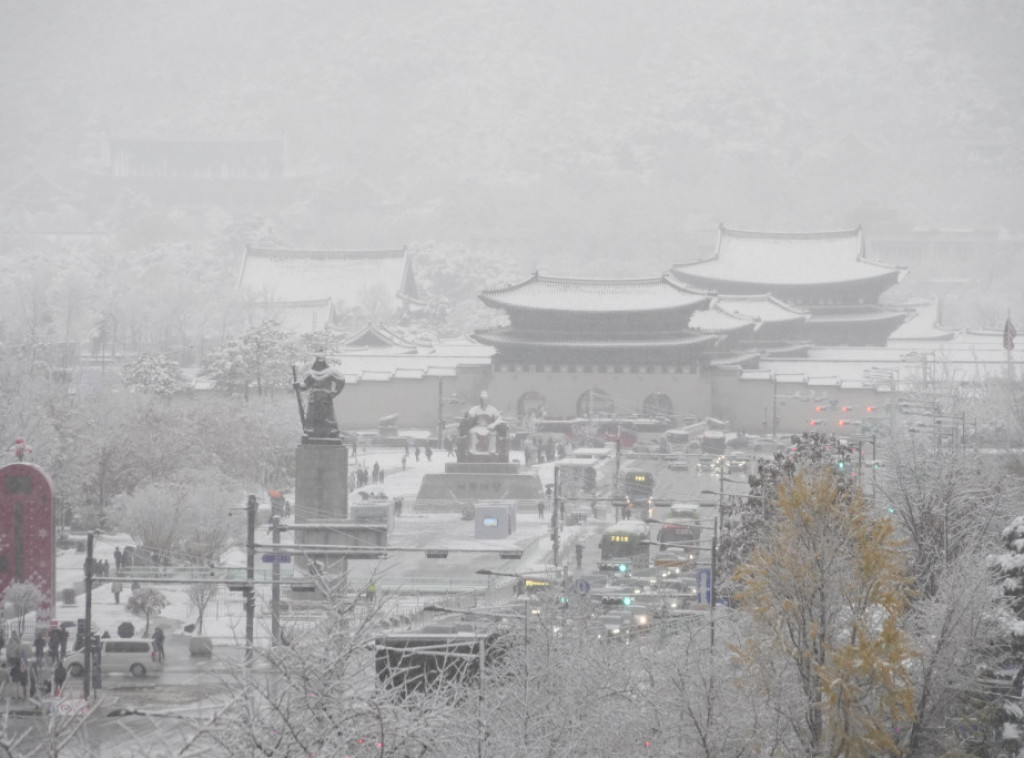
[1,0,1021,277]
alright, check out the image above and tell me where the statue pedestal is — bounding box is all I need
[294,442,349,523]
[415,461,544,514]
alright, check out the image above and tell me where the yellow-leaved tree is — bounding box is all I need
[731,467,916,757]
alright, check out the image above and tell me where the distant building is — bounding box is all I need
[88,137,305,210]
[238,246,422,330]
[474,273,719,422]
[671,225,908,346]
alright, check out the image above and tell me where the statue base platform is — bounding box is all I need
[295,443,348,522]
[415,461,543,514]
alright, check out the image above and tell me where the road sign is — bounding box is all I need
[574,579,590,596]
[261,554,292,564]
[696,567,712,605]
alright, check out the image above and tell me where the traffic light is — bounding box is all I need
[622,596,633,606]
[837,460,845,470]
[866,406,874,413]
[810,419,820,426]
[837,419,846,426]
[618,563,628,574]
[841,406,849,412]
[815,405,824,412]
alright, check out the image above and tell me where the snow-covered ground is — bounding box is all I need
[23,446,573,651]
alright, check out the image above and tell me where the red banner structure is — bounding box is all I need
[0,463,55,623]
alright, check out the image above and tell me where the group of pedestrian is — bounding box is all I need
[4,627,69,699]
[83,557,112,578]
[352,463,386,488]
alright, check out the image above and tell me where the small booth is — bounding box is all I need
[474,500,517,539]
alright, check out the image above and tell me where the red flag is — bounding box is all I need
[1004,317,1017,351]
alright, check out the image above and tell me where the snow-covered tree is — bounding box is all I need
[876,429,1003,598]
[121,352,187,397]
[731,466,916,756]
[111,469,240,566]
[126,587,168,636]
[1,581,44,636]
[983,515,1024,757]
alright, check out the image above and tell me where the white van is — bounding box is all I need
[65,638,162,678]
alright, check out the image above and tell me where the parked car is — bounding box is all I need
[65,638,163,678]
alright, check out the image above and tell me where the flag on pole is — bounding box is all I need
[1004,317,1017,351]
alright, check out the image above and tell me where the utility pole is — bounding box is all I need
[245,494,257,663]
[271,514,281,645]
[771,373,778,439]
[709,516,718,651]
[83,532,94,698]
[438,377,444,446]
[552,466,560,566]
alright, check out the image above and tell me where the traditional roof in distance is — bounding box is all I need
[672,225,905,290]
[688,302,760,334]
[344,323,419,350]
[238,246,420,308]
[247,298,335,334]
[709,294,809,327]
[479,272,712,314]
[887,299,960,341]
[328,337,494,385]
[472,328,721,350]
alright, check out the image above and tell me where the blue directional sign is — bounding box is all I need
[574,579,590,596]
[696,567,712,604]
[261,554,292,564]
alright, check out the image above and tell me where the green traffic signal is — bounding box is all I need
[622,596,633,606]
[618,564,628,573]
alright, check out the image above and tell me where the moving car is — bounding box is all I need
[64,638,163,678]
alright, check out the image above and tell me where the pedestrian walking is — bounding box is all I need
[111,579,123,604]
[537,501,545,520]
[152,627,165,662]
[414,445,421,462]
[372,461,380,484]
[401,454,407,471]
[52,658,67,697]
[113,546,122,571]
[34,630,45,664]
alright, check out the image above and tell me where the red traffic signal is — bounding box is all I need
[866,406,874,412]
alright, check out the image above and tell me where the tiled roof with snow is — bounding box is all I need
[479,273,711,313]
[712,294,809,325]
[806,305,908,324]
[747,331,1024,386]
[326,338,494,384]
[688,303,758,333]
[238,246,418,307]
[473,328,719,350]
[248,299,334,334]
[887,299,960,341]
[673,225,904,288]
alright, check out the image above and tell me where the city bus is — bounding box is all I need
[700,431,726,455]
[598,521,651,572]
